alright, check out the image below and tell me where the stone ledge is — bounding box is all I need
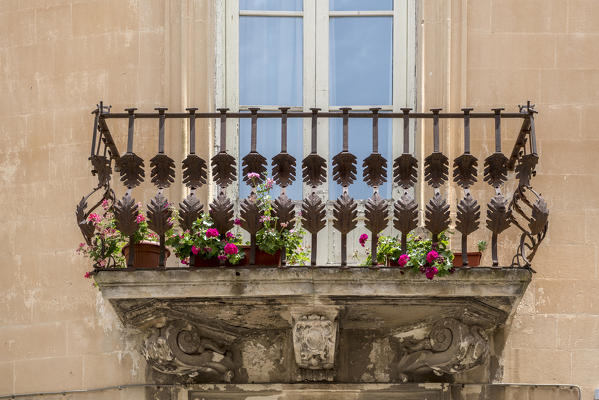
[95,266,532,300]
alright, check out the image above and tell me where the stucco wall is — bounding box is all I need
[420,1,599,399]
[0,0,598,398]
[0,0,214,394]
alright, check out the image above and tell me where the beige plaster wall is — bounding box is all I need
[0,0,213,395]
[420,0,599,399]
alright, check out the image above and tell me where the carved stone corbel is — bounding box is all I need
[290,308,340,381]
[397,318,489,382]
[141,319,235,382]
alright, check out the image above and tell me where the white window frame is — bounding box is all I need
[215,0,416,264]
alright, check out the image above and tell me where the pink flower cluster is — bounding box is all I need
[426,250,438,264]
[88,213,101,223]
[206,228,219,238]
[359,234,368,247]
[224,243,238,255]
[398,254,409,267]
[136,214,146,223]
[425,266,438,280]
[247,172,260,180]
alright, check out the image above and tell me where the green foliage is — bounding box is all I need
[249,175,310,266]
[477,240,488,252]
[166,212,244,265]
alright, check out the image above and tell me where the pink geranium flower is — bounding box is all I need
[84,272,92,279]
[359,234,368,247]
[226,232,234,239]
[398,254,410,267]
[425,266,438,280]
[426,250,439,264]
[191,245,199,255]
[224,243,238,255]
[136,214,146,223]
[234,218,242,226]
[88,213,101,223]
[206,228,219,238]
[218,255,227,261]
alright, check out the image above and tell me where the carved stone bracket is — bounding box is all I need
[141,319,235,382]
[396,318,489,382]
[290,308,340,381]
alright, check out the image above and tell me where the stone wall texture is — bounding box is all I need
[0,0,597,399]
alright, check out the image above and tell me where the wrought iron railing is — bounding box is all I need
[76,101,548,269]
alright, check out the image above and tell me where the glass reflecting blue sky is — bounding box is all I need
[330,16,393,106]
[240,0,302,11]
[329,117,392,199]
[330,0,393,11]
[239,16,303,106]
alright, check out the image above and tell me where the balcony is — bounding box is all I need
[76,102,549,394]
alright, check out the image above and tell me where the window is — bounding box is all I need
[217,0,416,263]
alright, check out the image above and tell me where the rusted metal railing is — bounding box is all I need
[76,101,548,269]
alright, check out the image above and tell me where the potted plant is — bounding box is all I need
[453,240,486,267]
[245,173,310,267]
[166,213,245,267]
[77,200,168,274]
[359,232,454,280]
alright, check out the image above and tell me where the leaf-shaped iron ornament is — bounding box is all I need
[90,155,112,188]
[178,192,203,231]
[486,193,511,266]
[272,152,296,188]
[515,153,539,188]
[76,197,94,245]
[116,153,145,188]
[455,193,480,236]
[393,154,418,189]
[302,193,326,235]
[332,151,358,187]
[211,152,237,188]
[209,191,234,234]
[393,192,419,253]
[182,154,208,189]
[333,192,358,266]
[529,196,548,236]
[486,193,511,235]
[364,192,388,235]
[364,192,388,266]
[363,153,387,187]
[302,192,327,266]
[483,152,508,187]
[425,192,450,238]
[333,193,358,235]
[150,154,176,189]
[424,152,449,188]
[302,153,327,187]
[147,192,173,236]
[114,193,139,237]
[274,193,295,230]
[242,151,267,183]
[240,194,261,235]
[453,154,478,189]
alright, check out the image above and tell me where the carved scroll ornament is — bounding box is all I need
[141,320,235,382]
[397,318,489,382]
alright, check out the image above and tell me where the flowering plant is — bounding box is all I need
[248,173,310,266]
[166,212,244,265]
[359,231,454,280]
[76,200,159,272]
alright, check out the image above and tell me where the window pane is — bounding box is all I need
[330,17,392,106]
[240,17,303,106]
[330,0,392,11]
[240,0,302,11]
[329,117,392,200]
[239,117,303,200]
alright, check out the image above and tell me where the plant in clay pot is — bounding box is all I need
[245,173,310,266]
[166,212,244,267]
[453,239,487,267]
[77,200,165,276]
[359,232,454,280]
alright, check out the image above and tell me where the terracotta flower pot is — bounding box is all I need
[237,246,281,267]
[122,241,170,269]
[453,252,482,267]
